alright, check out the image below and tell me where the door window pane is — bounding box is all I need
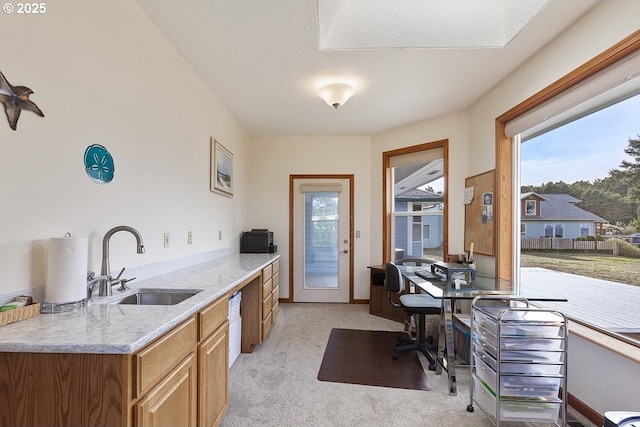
[304,192,338,288]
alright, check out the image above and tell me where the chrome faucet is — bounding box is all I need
[87,274,110,301]
[99,226,145,296]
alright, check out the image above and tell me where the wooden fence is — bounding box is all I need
[521,237,618,255]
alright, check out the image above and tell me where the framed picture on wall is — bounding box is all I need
[211,138,233,197]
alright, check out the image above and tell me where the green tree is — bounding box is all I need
[619,135,640,198]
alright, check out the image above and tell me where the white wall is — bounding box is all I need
[0,0,250,297]
[569,334,640,414]
[246,136,371,300]
[466,0,640,415]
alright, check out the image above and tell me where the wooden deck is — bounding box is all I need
[520,267,640,330]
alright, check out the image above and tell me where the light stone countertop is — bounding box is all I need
[0,253,280,354]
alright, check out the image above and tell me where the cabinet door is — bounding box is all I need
[135,352,197,427]
[199,322,229,427]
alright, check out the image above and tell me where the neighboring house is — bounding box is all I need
[520,193,607,238]
[394,189,444,258]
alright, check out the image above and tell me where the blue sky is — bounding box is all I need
[521,93,640,186]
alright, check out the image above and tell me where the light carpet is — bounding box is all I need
[220,303,596,427]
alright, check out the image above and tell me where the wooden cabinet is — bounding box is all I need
[0,297,229,427]
[198,326,228,427]
[135,352,197,427]
[368,265,405,322]
[261,259,279,341]
[135,298,229,427]
[134,317,198,398]
[271,261,280,324]
[0,258,281,427]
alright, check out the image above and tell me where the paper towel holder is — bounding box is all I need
[41,233,90,314]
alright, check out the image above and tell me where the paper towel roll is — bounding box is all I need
[45,236,88,304]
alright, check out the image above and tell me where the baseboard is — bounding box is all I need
[568,392,602,427]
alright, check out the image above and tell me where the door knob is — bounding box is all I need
[342,249,349,253]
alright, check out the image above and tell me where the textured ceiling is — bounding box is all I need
[317,0,548,49]
[134,0,600,136]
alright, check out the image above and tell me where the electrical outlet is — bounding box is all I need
[187,231,192,245]
[164,233,170,248]
[356,230,361,238]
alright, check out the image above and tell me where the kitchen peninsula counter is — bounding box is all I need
[0,252,280,354]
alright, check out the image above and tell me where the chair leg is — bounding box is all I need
[392,313,437,371]
[416,314,437,371]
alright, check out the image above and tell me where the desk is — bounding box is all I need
[400,266,567,396]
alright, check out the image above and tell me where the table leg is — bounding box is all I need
[435,298,457,395]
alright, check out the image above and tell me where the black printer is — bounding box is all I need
[240,229,276,253]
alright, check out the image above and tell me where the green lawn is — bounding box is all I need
[520,251,640,286]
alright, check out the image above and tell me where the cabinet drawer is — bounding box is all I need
[262,278,273,297]
[135,316,197,397]
[199,296,229,340]
[262,311,273,340]
[272,271,280,287]
[271,285,279,308]
[135,352,197,427]
[272,259,279,275]
[262,264,273,281]
[262,293,272,320]
[272,301,279,323]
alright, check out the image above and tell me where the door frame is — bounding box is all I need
[288,174,354,303]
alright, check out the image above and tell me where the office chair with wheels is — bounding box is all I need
[385,261,439,371]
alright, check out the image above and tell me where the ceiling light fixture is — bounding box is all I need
[317,82,355,109]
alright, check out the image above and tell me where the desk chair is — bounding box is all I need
[385,262,439,371]
[395,257,436,337]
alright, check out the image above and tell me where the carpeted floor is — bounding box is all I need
[317,328,432,390]
[220,303,596,427]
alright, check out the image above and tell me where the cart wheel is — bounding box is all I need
[392,352,399,360]
[466,405,474,413]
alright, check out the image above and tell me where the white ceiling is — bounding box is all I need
[134,0,600,137]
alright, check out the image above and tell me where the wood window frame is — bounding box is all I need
[494,30,640,280]
[382,140,449,263]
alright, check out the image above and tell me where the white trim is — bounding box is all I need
[505,49,640,138]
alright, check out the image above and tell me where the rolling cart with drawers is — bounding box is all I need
[467,296,568,426]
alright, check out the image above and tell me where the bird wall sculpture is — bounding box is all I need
[0,70,44,131]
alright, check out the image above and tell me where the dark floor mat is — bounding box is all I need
[317,328,432,391]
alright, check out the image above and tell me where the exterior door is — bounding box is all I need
[292,177,351,302]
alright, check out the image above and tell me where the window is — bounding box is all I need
[412,223,421,241]
[520,223,526,235]
[544,224,553,237]
[525,200,537,215]
[519,91,640,347]
[580,223,589,237]
[554,224,563,238]
[306,193,338,247]
[384,141,448,262]
[496,34,640,349]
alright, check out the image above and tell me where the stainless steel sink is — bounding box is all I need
[110,289,202,306]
